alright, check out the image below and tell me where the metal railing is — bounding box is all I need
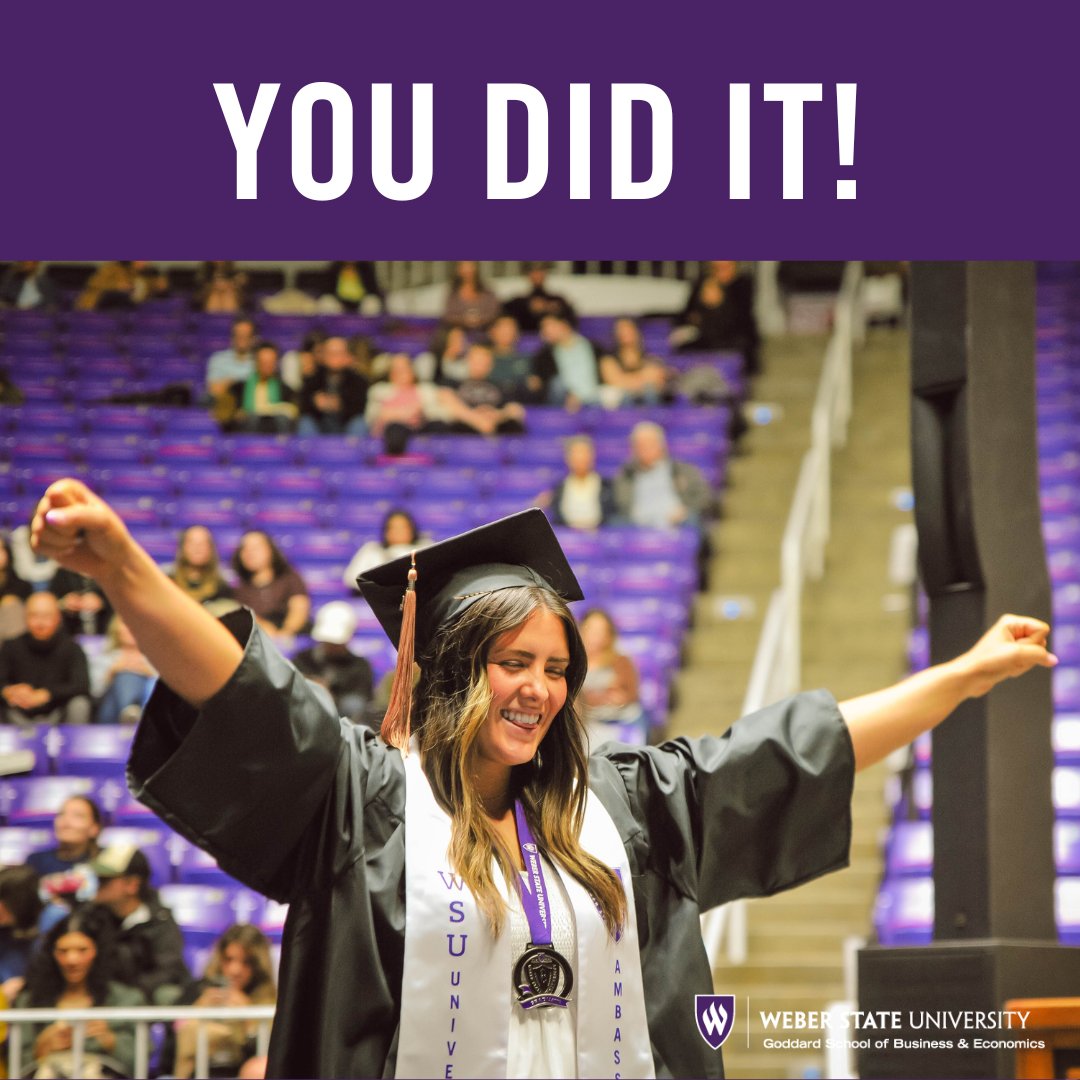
[2,1003,275,1079]
[701,261,865,971]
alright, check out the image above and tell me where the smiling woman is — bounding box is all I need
[29,481,1057,1080]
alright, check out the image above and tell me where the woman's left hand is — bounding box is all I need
[956,614,1057,698]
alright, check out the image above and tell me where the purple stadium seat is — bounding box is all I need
[50,725,136,777]
[173,497,244,529]
[1055,767,1080,817]
[419,436,504,467]
[332,501,394,532]
[0,776,100,826]
[5,406,78,436]
[172,466,247,499]
[294,436,373,469]
[258,898,289,943]
[519,409,583,438]
[5,436,74,467]
[175,843,238,886]
[158,883,254,943]
[506,439,571,469]
[283,531,355,565]
[66,311,126,334]
[224,436,299,468]
[89,466,172,498]
[81,407,157,437]
[98,825,176,888]
[79,437,149,468]
[125,526,179,562]
[1043,513,1080,549]
[155,411,219,437]
[0,825,55,866]
[1054,668,1080,711]
[155,438,222,465]
[874,877,934,946]
[250,499,320,529]
[886,820,933,877]
[2,311,56,333]
[0,726,50,776]
[1054,583,1080,621]
[16,380,65,405]
[1058,878,1080,945]
[105,495,168,528]
[1049,550,1080,584]
[1055,716,1080,764]
[617,634,679,670]
[1056,821,1080,875]
[250,468,327,500]
[552,529,606,561]
[485,466,558,499]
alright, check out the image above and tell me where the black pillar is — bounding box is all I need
[858,262,1080,1079]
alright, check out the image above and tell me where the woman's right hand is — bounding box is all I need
[31,478,136,584]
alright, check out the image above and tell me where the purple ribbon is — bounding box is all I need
[514,800,552,946]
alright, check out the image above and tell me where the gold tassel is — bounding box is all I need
[382,554,418,753]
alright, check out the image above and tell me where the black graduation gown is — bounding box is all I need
[128,611,854,1079]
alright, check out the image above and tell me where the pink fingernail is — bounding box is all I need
[45,510,65,525]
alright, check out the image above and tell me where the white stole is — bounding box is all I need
[396,751,655,1079]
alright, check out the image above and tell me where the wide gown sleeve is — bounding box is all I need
[126,609,365,900]
[598,689,855,911]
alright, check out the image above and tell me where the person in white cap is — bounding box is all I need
[292,601,374,725]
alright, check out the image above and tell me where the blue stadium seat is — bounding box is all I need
[0,776,100,826]
[0,825,55,865]
[874,877,934,946]
[50,725,136,777]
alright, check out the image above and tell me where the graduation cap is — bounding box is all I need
[356,508,582,750]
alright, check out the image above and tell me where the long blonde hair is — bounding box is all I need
[416,586,626,937]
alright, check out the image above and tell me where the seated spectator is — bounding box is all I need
[442,260,501,330]
[343,509,432,587]
[298,335,368,436]
[365,353,449,455]
[415,325,468,385]
[577,608,647,747]
[0,533,32,643]
[15,905,144,1078]
[0,592,91,725]
[613,421,711,528]
[537,435,616,530]
[529,314,603,408]
[195,261,248,313]
[293,602,375,725]
[170,924,276,1079]
[75,260,168,311]
[444,344,526,435]
[95,615,156,725]
[231,531,311,643]
[169,526,236,610]
[331,260,384,313]
[485,315,532,399]
[223,341,299,434]
[206,317,257,402]
[599,318,669,406]
[673,260,760,374]
[0,261,60,311]
[91,844,191,1005]
[27,796,104,909]
[0,866,68,1003]
[50,568,111,636]
[280,328,327,393]
[503,261,576,332]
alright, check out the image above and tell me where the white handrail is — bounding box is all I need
[703,261,864,974]
[3,1003,276,1080]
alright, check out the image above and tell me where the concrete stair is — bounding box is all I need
[666,327,914,1078]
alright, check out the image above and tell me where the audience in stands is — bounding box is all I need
[195,261,249,313]
[485,315,532,399]
[171,924,278,1079]
[529,314,603,408]
[51,568,111,636]
[27,796,103,909]
[343,509,432,587]
[205,317,257,402]
[95,615,157,725]
[613,422,711,528]
[223,341,299,434]
[15,905,144,1078]
[231,531,311,642]
[600,318,670,406]
[280,328,326,393]
[75,260,169,312]
[298,335,369,436]
[169,526,236,611]
[0,592,91,725]
[91,844,191,1005]
[577,608,647,747]
[445,344,527,435]
[293,602,375,725]
[365,353,449,455]
[537,435,616,530]
[0,866,68,1003]
[0,261,60,311]
[0,534,31,643]
[417,325,469,385]
[674,260,761,375]
[442,261,501,330]
[503,262,576,331]
[330,260,384,313]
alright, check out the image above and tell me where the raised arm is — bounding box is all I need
[31,479,243,707]
[840,614,1057,771]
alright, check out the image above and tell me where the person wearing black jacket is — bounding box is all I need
[503,263,576,332]
[91,845,192,1004]
[0,592,91,724]
[298,335,369,435]
[528,314,603,407]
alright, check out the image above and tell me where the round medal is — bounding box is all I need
[514,943,574,1009]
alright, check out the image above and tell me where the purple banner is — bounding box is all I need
[4,1,1080,256]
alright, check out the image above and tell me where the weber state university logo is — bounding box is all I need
[695,994,735,1049]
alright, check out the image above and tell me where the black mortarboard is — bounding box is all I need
[357,508,582,654]
[355,509,583,750]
